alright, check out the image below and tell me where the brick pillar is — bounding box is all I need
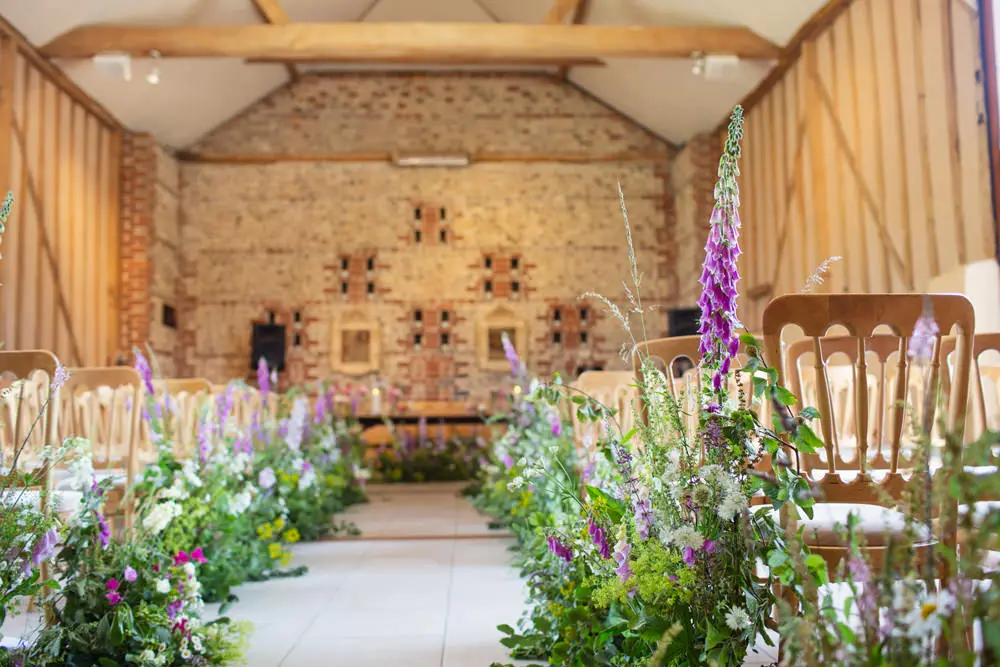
[119,132,156,357]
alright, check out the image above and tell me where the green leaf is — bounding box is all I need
[795,424,825,455]
[752,376,767,399]
[773,386,798,406]
[497,624,515,635]
[767,550,789,568]
[799,406,821,421]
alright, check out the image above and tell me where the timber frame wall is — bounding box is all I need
[0,20,123,366]
[674,0,995,331]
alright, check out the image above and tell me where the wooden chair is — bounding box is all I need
[153,378,214,459]
[58,368,143,531]
[0,351,71,515]
[569,370,635,452]
[762,294,974,572]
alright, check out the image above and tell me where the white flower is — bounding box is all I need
[142,501,182,535]
[181,460,203,489]
[725,606,752,631]
[191,635,203,653]
[716,490,747,521]
[228,489,253,516]
[155,578,170,594]
[507,476,525,491]
[901,588,956,640]
[666,525,704,550]
[65,454,94,491]
[160,478,189,501]
[285,398,308,452]
[298,465,317,491]
[183,562,195,578]
[180,648,192,660]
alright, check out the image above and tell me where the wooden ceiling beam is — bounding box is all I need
[544,0,582,24]
[40,23,781,61]
[249,0,298,82]
[245,55,606,67]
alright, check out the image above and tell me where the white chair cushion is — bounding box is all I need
[52,468,127,490]
[762,502,932,547]
[0,488,84,514]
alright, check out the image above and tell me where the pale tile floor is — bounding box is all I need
[2,483,781,665]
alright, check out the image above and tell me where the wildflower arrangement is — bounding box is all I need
[15,473,251,666]
[480,109,823,665]
[371,426,488,483]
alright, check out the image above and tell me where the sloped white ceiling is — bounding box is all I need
[0,0,826,148]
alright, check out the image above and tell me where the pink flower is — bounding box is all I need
[908,303,939,363]
[682,546,697,567]
[123,566,137,582]
[106,591,122,606]
[190,547,207,564]
[105,578,120,592]
[173,551,189,566]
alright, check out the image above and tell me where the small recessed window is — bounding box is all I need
[484,257,492,269]
[511,257,520,270]
[553,309,562,322]
[294,333,302,347]
[162,304,177,329]
[580,331,589,344]
[293,311,301,323]
[367,282,375,294]
[268,311,276,324]
[484,280,493,293]
[340,257,349,271]
[580,307,589,321]
[441,332,450,346]
[511,281,520,293]
[414,309,423,322]
[439,207,446,220]
[340,282,348,294]
[552,331,562,344]
[414,230,422,243]
[367,257,375,271]
[439,229,447,243]
[441,310,449,323]
[414,207,422,220]
[414,333,423,346]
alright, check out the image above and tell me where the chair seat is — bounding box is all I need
[762,502,933,547]
[0,488,84,514]
[53,468,127,490]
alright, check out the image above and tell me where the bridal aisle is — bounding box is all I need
[227,483,529,667]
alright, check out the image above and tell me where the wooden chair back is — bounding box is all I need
[0,351,62,502]
[762,294,974,507]
[569,371,635,451]
[940,332,1000,439]
[61,368,143,478]
[153,378,214,459]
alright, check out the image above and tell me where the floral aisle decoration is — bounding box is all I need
[371,425,488,483]
[12,471,250,666]
[480,108,827,666]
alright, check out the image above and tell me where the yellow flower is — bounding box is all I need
[284,528,300,544]
[921,602,937,620]
[273,517,285,532]
[268,542,283,560]
[280,552,292,566]
[257,523,273,540]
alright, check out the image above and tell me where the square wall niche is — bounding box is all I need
[331,310,381,376]
[477,305,526,372]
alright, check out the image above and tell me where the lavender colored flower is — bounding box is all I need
[500,332,522,377]
[257,357,270,399]
[314,393,327,424]
[30,527,59,566]
[134,351,155,395]
[418,416,428,443]
[96,511,111,548]
[217,385,234,428]
[634,497,654,539]
[588,520,611,559]
[501,455,514,470]
[546,536,573,563]
[51,364,70,393]
[697,107,745,393]
[548,411,562,437]
[258,466,276,490]
[613,538,632,583]
[124,565,138,582]
[166,598,183,620]
[908,302,939,363]
[703,539,718,556]
[197,420,213,464]
[682,546,697,567]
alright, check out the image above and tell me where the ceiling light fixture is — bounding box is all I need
[393,154,470,168]
[146,49,161,85]
[92,52,132,81]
